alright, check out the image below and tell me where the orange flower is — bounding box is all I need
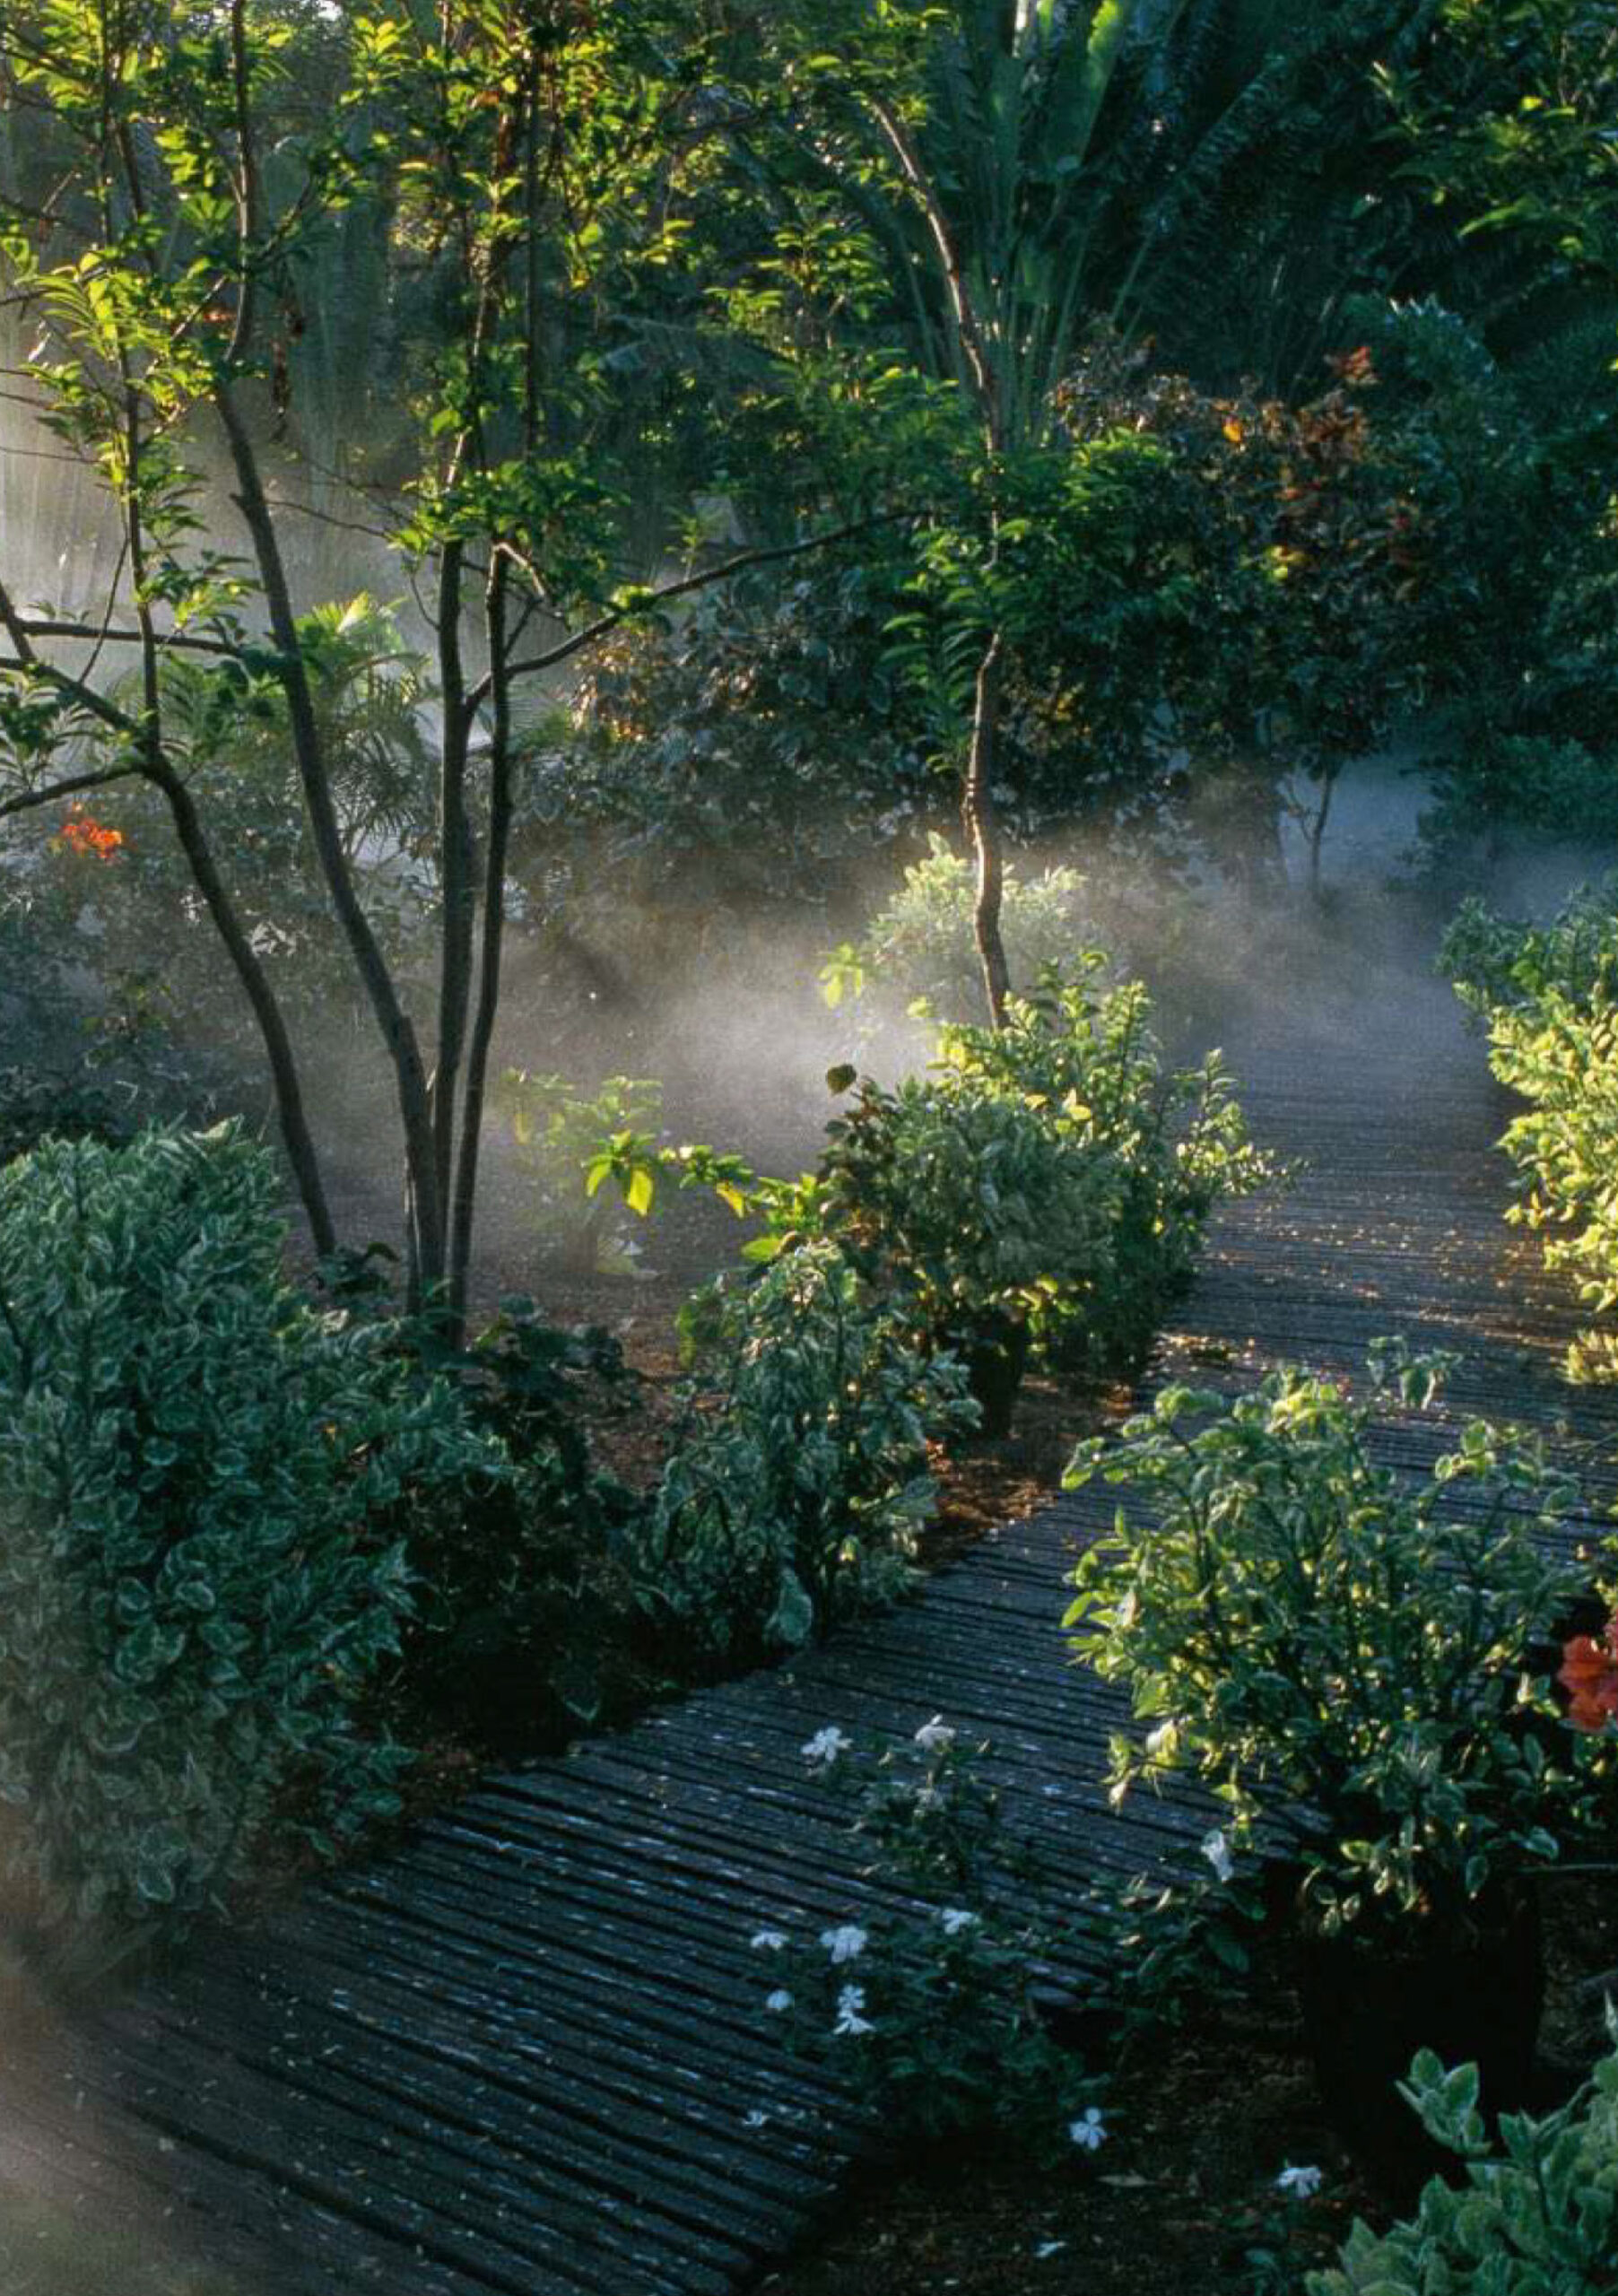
[59,810,125,859]
[1559,1622,1618,1731]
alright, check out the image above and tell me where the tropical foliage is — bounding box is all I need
[1309,2029,1618,2295]
[0,1126,466,1927]
[1446,887,1618,1383]
[635,1239,975,1660]
[1066,1345,1611,1938]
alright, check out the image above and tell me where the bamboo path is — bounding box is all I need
[6,935,1617,2294]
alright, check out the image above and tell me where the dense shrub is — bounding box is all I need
[1445,886,1618,1383]
[819,963,1271,1382]
[636,1240,975,1661]
[1309,2034,1618,2293]
[401,1300,642,1743]
[1066,1345,1605,1939]
[0,1126,494,1931]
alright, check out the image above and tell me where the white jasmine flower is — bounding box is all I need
[832,1983,874,2038]
[765,1988,795,2015]
[913,1715,955,1753]
[1276,2163,1323,2200]
[820,1924,868,1964]
[802,1726,852,1769]
[1200,1829,1235,1884]
[1068,2107,1108,2152]
[750,1929,788,1952]
[938,1907,979,1935]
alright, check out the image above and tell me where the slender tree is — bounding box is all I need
[0,0,866,1326]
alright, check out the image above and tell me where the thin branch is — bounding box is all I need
[488,514,903,703]
[0,569,137,735]
[0,763,144,819]
[866,99,1002,445]
[13,615,248,659]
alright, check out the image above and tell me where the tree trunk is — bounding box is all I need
[214,384,446,1297]
[150,764,338,1259]
[448,556,515,1332]
[962,632,1012,1028]
[433,541,476,1210]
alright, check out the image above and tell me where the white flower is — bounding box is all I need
[832,1983,874,2038]
[1068,2108,1108,2152]
[765,1988,795,2015]
[802,1726,852,1769]
[750,1928,788,1952]
[938,1907,979,1936]
[1276,2163,1323,2200]
[1033,2240,1067,2261]
[820,1924,868,1965]
[1200,1829,1235,1884]
[913,1715,955,1753]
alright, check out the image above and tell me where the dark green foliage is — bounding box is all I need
[765,1721,1103,2160]
[637,1240,976,1662]
[1066,1344,1606,1939]
[397,1299,643,1742]
[817,964,1271,1381]
[526,552,928,939]
[0,1126,486,1932]
[1309,2033,1618,2293]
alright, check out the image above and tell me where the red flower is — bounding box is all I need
[58,810,125,859]
[1559,1616,1618,1731]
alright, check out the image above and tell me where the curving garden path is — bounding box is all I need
[4,915,1616,2295]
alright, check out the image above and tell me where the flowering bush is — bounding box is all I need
[0,1126,496,1933]
[1066,1343,1613,1939]
[634,1242,975,1659]
[1309,2029,1618,2293]
[754,1718,1103,2160]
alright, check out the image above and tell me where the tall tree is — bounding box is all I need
[0,0,855,1325]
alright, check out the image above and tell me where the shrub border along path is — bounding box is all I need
[6,959,1616,2295]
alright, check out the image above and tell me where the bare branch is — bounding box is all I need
[0,763,144,820]
[12,615,248,659]
[489,514,902,702]
[866,100,1002,446]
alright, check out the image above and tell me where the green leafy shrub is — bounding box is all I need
[636,1241,975,1660]
[821,834,1096,1027]
[1444,883,1618,1022]
[819,964,1271,1382]
[0,1126,491,1931]
[1445,886,1618,1383]
[497,1068,663,1274]
[401,1300,642,1742]
[756,1716,1102,2160]
[1066,1344,1608,1939]
[1309,2031,1618,2293]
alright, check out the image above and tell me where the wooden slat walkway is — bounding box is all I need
[7,936,1618,2293]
